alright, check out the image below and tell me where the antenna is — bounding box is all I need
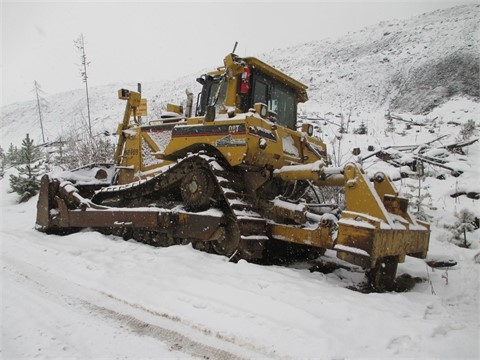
[232,41,238,54]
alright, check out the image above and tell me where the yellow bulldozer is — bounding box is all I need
[36,53,430,291]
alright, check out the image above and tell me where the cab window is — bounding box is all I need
[196,75,226,116]
[208,79,227,113]
[270,85,296,129]
[252,72,297,130]
[253,80,268,105]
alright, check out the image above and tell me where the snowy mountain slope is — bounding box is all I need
[0,75,202,149]
[262,4,479,115]
[1,4,478,149]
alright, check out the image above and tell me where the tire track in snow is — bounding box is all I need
[85,302,246,360]
[96,290,286,359]
[2,253,281,360]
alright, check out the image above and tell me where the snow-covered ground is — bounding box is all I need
[1,183,479,359]
[1,97,479,359]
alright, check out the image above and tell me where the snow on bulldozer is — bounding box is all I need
[36,52,430,291]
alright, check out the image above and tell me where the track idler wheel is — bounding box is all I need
[211,220,240,258]
[180,168,216,211]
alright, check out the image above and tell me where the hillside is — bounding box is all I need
[1,4,479,149]
[0,78,201,149]
[262,4,479,115]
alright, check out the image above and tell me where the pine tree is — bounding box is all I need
[459,120,475,140]
[355,121,368,135]
[53,127,115,169]
[452,209,475,248]
[0,146,5,175]
[339,118,347,134]
[405,160,434,222]
[9,134,43,202]
[94,137,115,164]
[386,119,396,133]
[6,143,20,166]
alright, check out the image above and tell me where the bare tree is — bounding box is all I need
[33,80,47,143]
[74,33,92,138]
[54,124,115,169]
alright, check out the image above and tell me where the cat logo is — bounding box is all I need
[215,134,246,147]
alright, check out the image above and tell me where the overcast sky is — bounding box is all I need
[1,0,473,106]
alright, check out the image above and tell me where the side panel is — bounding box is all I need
[163,120,248,166]
[118,124,177,184]
[244,115,328,169]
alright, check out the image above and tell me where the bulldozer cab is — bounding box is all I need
[195,54,308,131]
